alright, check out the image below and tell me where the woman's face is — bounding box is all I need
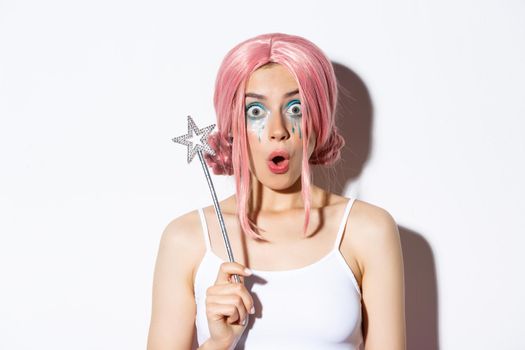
[244,63,315,191]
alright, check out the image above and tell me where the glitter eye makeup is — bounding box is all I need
[245,99,303,141]
[284,99,302,118]
[246,102,269,120]
[246,102,270,142]
[285,99,303,138]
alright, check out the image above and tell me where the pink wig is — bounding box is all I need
[205,33,344,241]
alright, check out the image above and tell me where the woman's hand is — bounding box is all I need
[205,262,255,349]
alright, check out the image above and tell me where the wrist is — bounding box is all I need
[199,338,232,350]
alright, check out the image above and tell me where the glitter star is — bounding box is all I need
[172,116,216,163]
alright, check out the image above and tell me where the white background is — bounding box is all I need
[1,1,524,349]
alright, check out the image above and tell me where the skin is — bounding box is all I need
[244,63,315,196]
[147,64,406,350]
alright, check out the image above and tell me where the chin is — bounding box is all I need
[267,180,296,191]
[256,172,302,191]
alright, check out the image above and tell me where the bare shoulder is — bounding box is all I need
[162,209,202,243]
[346,199,406,347]
[148,210,206,349]
[351,199,398,236]
[348,199,401,267]
[158,209,206,284]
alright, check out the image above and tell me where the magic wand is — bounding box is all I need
[172,116,241,284]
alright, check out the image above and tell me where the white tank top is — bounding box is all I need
[194,198,364,349]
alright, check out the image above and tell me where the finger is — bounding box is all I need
[215,262,252,285]
[206,292,249,324]
[206,302,239,324]
[224,295,248,324]
[207,283,255,315]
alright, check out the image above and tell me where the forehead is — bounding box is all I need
[245,63,298,97]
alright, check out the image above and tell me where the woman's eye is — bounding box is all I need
[246,104,267,119]
[286,101,302,117]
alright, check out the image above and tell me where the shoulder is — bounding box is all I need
[351,199,398,236]
[346,200,406,346]
[163,208,202,235]
[347,198,401,267]
[149,210,206,348]
[313,190,399,247]
[158,209,207,284]
[161,209,203,248]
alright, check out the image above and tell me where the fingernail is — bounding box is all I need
[244,268,253,276]
[250,306,255,314]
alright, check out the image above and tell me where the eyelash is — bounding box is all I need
[245,100,302,119]
[285,100,302,118]
[245,102,267,119]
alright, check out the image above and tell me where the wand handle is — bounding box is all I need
[197,150,241,284]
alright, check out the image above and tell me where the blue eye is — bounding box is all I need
[285,100,302,117]
[246,103,268,119]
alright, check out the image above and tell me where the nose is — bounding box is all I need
[268,112,290,142]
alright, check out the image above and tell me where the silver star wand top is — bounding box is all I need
[172,116,241,284]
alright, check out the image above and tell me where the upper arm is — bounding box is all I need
[358,206,406,350]
[147,213,201,350]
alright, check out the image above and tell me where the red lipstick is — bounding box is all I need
[267,150,290,174]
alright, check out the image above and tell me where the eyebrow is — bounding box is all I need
[245,89,299,100]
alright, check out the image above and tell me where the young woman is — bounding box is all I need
[147,33,406,350]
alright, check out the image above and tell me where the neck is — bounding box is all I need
[249,176,312,213]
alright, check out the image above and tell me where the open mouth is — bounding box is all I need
[272,155,286,164]
[267,151,290,174]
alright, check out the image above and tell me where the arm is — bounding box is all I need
[147,213,202,350]
[359,208,406,350]
[146,211,254,350]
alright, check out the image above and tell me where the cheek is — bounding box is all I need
[287,116,302,139]
[246,117,267,142]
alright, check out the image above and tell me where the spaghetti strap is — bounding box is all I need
[197,208,211,251]
[333,198,357,250]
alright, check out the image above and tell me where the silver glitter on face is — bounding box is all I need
[245,99,303,142]
[172,115,216,163]
[285,99,302,139]
[247,112,269,142]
